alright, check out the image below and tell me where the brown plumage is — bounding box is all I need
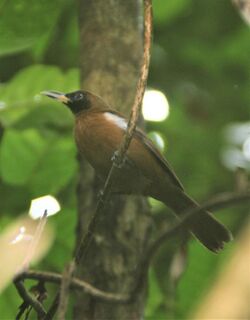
[42,90,232,252]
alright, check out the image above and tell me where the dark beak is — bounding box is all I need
[41,90,70,104]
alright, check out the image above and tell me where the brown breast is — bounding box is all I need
[75,111,125,178]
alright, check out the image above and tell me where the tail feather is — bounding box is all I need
[162,190,232,252]
[188,211,232,252]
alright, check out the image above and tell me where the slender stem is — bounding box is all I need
[57,261,76,320]
[16,270,129,303]
[14,279,47,318]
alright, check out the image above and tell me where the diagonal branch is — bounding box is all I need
[14,279,47,318]
[132,191,250,295]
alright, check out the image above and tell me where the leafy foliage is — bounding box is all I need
[0,129,47,185]
[0,0,68,56]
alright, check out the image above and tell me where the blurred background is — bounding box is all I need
[0,0,249,318]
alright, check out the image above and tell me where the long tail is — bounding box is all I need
[162,190,232,252]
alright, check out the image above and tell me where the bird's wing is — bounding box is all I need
[134,128,184,191]
[105,109,184,191]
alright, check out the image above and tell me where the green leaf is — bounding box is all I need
[0,129,46,185]
[14,103,73,131]
[0,65,79,127]
[0,0,66,56]
[0,182,30,214]
[30,138,77,196]
[0,128,77,194]
[1,65,64,102]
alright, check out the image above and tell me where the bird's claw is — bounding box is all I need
[97,190,105,203]
[111,151,125,169]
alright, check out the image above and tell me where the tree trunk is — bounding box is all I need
[74,1,152,319]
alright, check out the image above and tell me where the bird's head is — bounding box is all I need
[41,90,94,115]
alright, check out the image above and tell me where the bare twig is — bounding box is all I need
[16,270,129,303]
[114,0,152,158]
[57,261,76,320]
[74,0,153,265]
[132,191,250,295]
[21,210,48,273]
[14,279,47,318]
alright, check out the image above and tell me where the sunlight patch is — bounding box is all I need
[29,195,61,219]
[142,89,169,122]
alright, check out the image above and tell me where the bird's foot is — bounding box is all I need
[97,189,105,203]
[111,150,125,169]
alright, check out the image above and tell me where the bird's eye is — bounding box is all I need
[76,93,84,100]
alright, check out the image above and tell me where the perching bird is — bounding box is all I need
[42,90,232,252]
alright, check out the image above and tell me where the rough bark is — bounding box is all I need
[74,1,152,319]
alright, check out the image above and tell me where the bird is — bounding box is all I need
[42,90,232,252]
